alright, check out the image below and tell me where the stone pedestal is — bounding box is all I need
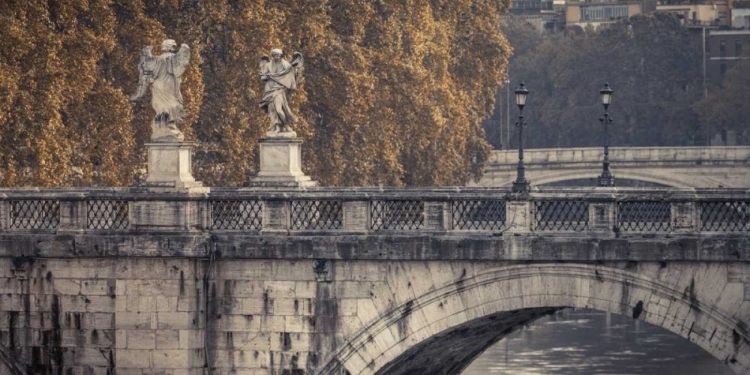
[246,138,317,187]
[143,142,208,192]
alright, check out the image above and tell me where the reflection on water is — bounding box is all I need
[462,309,733,375]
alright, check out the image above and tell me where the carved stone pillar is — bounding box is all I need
[343,201,369,233]
[505,200,532,233]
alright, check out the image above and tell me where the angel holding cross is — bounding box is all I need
[259,49,304,136]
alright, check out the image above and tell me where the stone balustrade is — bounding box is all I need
[488,146,750,166]
[476,146,750,188]
[0,187,747,237]
[1,187,749,375]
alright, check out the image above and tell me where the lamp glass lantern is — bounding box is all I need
[600,83,613,107]
[515,83,529,108]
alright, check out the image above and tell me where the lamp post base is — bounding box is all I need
[512,180,531,193]
[598,174,615,187]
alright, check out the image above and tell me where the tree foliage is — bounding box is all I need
[486,13,705,150]
[694,61,750,141]
[0,0,511,187]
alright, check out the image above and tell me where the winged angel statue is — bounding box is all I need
[130,39,190,142]
[259,49,304,137]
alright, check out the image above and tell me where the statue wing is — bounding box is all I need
[172,43,190,78]
[260,55,270,74]
[130,46,156,102]
[290,51,304,79]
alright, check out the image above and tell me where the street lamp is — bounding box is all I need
[505,79,510,151]
[598,83,615,187]
[512,82,530,193]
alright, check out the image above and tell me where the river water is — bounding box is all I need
[462,309,733,375]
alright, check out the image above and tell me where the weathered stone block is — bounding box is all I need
[127,329,156,349]
[143,141,207,192]
[131,201,202,232]
[424,202,447,231]
[259,315,286,332]
[505,200,530,233]
[127,296,156,312]
[74,347,114,366]
[338,299,358,316]
[117,312,152,330]
[80,279,114,296]
[53,279,81,295]
[151,350,191,369]
[343,201,369,232]
[156,330,180,349]
[117,349,153,368]
[157,312,192,329]
[179,330,203,350]
[263,281,296,299]
[272,299,299,316]
[294,281,316,299]
[247,138,316,188]
[62,295,115,312]
[216,315,260,331]
[156,296,178,312]
[334,282,377,299]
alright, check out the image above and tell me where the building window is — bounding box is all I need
[720,63,726,76]
[718,12,728,20]
[720,41,726,58]
[581,5,628,20]
[737,41,742,58]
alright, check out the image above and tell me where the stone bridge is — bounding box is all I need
[0,187,749,375]
[475,146,750,188]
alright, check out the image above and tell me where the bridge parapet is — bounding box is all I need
[478,146,750,188]
[1,188,749,375]
[0,187,747,238]
[488,146,750,166]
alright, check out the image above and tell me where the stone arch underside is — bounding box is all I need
[373,307,563,375]
[318,264,750,375]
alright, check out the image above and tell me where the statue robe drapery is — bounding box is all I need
[260,59,298,127]
[150,50,188,124]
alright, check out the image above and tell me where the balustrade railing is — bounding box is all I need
[617,201,671,232]
[210,200,263,230]
[0,188,747,235]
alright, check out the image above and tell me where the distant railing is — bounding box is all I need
[488,146,750,166]
[0,188,747,235]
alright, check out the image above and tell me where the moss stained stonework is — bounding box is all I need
[0,187,748,374]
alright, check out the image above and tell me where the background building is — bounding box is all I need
[707,29,750,81]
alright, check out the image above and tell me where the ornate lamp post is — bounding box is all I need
[598,83,615,187]
[512,83,530,193]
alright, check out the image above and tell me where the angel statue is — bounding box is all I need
[130,39,190,142]
[259,49,304,137]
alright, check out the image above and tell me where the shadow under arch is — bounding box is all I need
[317,264,749,375]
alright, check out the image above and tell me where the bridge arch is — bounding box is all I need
[318,264,750,375]
[475,146,750,188]
[529,169,695,188]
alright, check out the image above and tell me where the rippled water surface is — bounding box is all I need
[462,309,733,375]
